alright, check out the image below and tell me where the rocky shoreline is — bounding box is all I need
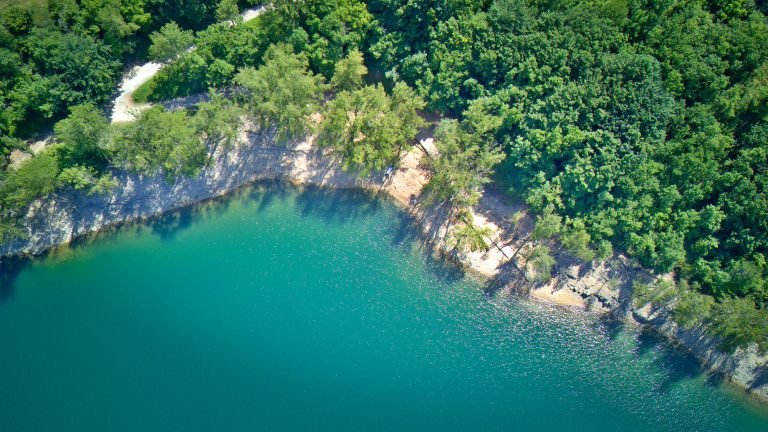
[2,123,767,401]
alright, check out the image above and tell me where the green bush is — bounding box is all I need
[673,289,714,329]
[131,78,157,103]
[709,297,768,353]
[632,280,677,308]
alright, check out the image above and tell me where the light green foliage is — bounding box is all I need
[131,77,156,103]
[194,91,243,166]
[424,116,505,208]
[532,213,562,242]
[526,245,555,283]
[632,279,677,308]
[2,4,34,34]
[330,49,367,91]
[215,0,239,22]
[108,106,205,180]
[390,81,427,143]
[235,43,325,141]
[710,297,768,353]
[147,52,208,101]
[447,210,491,253]
[194,91,242,146]
[56,165,115,195]
[206,58,235,88]
[0,152,59,210]
[90,172,118,195]
[148,22,194,62]
[561,227,596,262]
[673,288,715,329]
[53,103,110,167]
[319,81,424,175]
[58,165,98,190]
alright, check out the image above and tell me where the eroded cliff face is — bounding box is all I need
[2,124,767,401]
[0,127,373,257]
[633,302,768,398]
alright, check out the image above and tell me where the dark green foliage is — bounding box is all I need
[362,0,768,340]
[0,0,766,351]
[0,0,221,138]
[24,28,121,113]
[262,0,374,78]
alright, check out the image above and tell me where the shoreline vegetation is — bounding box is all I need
[1,0,768,401]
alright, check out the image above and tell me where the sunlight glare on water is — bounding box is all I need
[0,183,767,431]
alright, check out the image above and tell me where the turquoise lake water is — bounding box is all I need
[1,184,767,431]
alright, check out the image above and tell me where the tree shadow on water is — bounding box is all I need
[147,207,195,240]
[244,181,292,213]
[423,251,466,285]
[294,185,382,224]
[596,314,626,343]
[145,187,255,241]
[0,256,31,303]
[635,327,704,393]
[390,209,466,285]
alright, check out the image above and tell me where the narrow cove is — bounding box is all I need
[1,183,767,431]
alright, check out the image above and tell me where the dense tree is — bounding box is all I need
[710,296,768,353]
[330,49,367,91]
[319,81,425,175]
[215,0,239,23]
[25,29,121,111]
[262,0,374,78]
[53,103,110,168]
[148,22,195,62]
[0,152,59,211]
[108,106,205,179]
[423,117,505,209]
[1,0,767,352]
[235,43,325,141]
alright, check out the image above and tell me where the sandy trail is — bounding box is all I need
[110,6,267,123]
